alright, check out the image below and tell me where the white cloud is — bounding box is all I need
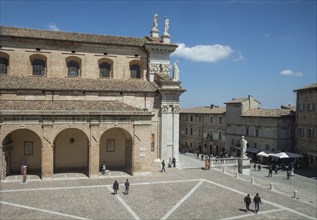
[280,69,303,77]
[172,43,234,63]
[48,23,60,31]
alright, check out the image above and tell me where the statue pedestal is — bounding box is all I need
[238,158,251,175]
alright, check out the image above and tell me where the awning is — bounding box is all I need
[257,151,269,157]
[269,152,304,159]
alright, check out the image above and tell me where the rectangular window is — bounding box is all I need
[210,116,213,123]
[199,116,202,122]
[209,129,213,140]
[219,116,222,124]
[190,116,193,122]
[307,128,313,138]
[24,141,33,155]
[246,127,249,136]
[218,130,222,140]
[107,139,115,152]
[185,127,188,135]
[256,129,259,137]
[254,143,257,148]
[299,128,304,137]
[190,128,193,135]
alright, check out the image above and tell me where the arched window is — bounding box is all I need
[0,57,9,74]
[67,60,80,77]
[32,59,46,76]
[99,62,111,78]
[130,64,140,79]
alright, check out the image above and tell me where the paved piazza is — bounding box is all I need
[1,157,316,220]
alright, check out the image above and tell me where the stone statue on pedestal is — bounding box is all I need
[172,60,179,82]
[163,17,170,36]
[152,14,158,32]
[240,136,248,158]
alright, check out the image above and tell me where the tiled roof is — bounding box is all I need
[0,100,152,115]
[0,75,157,93]
[224,98,248,104]
[1,26,178,47]
[241,109,295,117]
[294,83,317,91]
[181,106,226,114]
[1,26,146,46]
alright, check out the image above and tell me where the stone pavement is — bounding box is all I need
[0,155,316,220]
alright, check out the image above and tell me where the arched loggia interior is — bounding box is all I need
[2,129,42,176]
[53,128,88,175]
[100,128,133,174]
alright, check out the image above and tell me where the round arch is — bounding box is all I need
[2,129,42,176]
[53,128,89,174]
[100,127,133,174]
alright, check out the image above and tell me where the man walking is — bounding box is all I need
[253,193,262,214]
[113,180,119,195]
[124,179,130,195]
[244,194,251,212]
[161,160,166,172]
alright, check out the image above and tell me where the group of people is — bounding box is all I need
[160,157,176,172]
[244,193,262,214]
[112,179,130,195]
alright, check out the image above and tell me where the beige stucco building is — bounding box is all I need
[0,18,185,180]
[225,96,296,160]
[294,83,317,168]
[179,105,226,156]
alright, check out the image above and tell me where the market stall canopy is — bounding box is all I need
[269,152,304,159]
[257,151,269,157]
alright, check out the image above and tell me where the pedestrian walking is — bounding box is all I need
[101,161,106,174]
[244,194,251,212]
[124,179,130,195]
[160,160,166,172]
[253,193,262,214]
[172,157,176,167]
[113,180,119,195]
[268,166,273,177]
[257,164,261,171]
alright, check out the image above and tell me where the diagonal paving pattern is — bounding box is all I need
[1,177,316,220]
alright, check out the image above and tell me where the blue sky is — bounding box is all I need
[1,0,316,109]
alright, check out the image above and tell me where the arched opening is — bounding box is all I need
[30,54,47,76]
[53,128,88,175]
[0,52,9,74]
[98,58,113,78]
[2,129,42,177]
[66,56,81,77]
[100,128,133,174]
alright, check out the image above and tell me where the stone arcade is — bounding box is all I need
[0,15,185,180]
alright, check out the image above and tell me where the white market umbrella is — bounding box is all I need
[270,152,289,159]
[270,152,304,159]
[257,151,269,157]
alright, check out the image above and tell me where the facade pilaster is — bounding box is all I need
[89,122,100,178]
[42,123,54,179]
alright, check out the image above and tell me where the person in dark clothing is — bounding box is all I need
[172,157,176,167]
[253,193,262,214]
[268,166,273,177]
[161,160,166,172]
[113,180,119,195]
[244,194,251,212]
[124,179,130,195]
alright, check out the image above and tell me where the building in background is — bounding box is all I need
[179,105,226,156]
[294,83,317,168]
[0,16,185,180]
[225,96,295,160]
